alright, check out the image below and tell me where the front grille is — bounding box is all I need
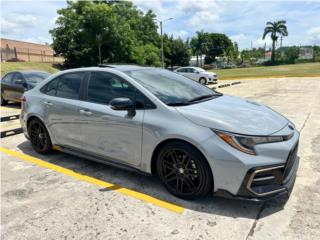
[283,142,298,182]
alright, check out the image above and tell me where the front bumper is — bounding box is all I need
[207,77,218,83]
[214,142,299,201]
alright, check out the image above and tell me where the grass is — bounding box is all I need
[1,62,60,76]
[1,61,320,80]
[211,62,320,80]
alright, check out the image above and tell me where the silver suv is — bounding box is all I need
[20,65,299,200]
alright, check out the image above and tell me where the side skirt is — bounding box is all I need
[52,145,151,176]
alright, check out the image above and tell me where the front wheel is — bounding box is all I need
[199,77,207,85]
[156,142,213,200]
[28,118,52,154]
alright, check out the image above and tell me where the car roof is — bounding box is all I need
[97,64,149,71]
[55,65,157,75]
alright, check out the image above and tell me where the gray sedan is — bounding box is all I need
[20,65,299,200]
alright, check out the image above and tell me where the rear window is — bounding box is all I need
[24,72,50,84]
[1,73,14,83]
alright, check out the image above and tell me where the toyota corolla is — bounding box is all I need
[20,65,299,200]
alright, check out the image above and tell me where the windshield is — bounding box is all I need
[125,69,221,106]
[23,72,50,84]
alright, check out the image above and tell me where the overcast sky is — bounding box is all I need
[1,0,320,50]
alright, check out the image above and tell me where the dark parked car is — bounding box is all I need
[1,70,50,105]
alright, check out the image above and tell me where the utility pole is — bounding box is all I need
[160,21,164,68]
[157,18,173,68]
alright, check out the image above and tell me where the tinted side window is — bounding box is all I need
[12,73,25,85]
[2,73,14,83]
[87,72,155,109]
[56,72,83,100]
[41,78,59,96]
[88,72,135,104]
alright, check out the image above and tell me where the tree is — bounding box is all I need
[240,50,251,64]
[166,37,191,68]
[50,1,160,67]
[190,30,208,66]
[131,44,161,66]
[280,46,300,64]
[262,20,288,63]
[204,33,233,64]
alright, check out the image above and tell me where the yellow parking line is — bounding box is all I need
[0,106,20,111]
[0,147,185,214]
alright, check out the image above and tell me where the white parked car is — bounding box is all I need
[174,67,218,85]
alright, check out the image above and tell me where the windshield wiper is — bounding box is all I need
[188,93,222,103]
[167,102,190,106]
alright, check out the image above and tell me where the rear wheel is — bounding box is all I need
[156,142,213,199]
[28,118,52,154]
[199,77,207,85]
[1,94,8,106]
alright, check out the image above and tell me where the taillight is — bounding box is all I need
[20,96,26,102]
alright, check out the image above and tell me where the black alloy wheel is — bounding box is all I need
[28,119,52,154]
[157,142,213,199]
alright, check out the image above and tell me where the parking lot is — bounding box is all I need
[1,77,320,240]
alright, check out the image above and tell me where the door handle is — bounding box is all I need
[44,101,53,106]
[79,109,92,116]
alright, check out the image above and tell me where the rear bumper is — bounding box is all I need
[214,143,299,202]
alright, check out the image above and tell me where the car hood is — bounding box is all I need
[176,95,288,135]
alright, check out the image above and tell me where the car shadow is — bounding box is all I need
[1,102,21,109]
[17,140,287,219]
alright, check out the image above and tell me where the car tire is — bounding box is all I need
[156,142,213,200]
[199,77,207,85]
[1,94,8,106]
[27,118,52,154]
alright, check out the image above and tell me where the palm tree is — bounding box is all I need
[262,20,288,63]
[190,31,208,66]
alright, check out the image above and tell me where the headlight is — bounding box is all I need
[213,130,285,155]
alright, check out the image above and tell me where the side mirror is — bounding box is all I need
[110,98,135,111]
[195,71,200,74]
[14,79,23,85]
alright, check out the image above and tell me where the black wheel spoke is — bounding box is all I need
[167,174,178,182]
[184,177,197,191]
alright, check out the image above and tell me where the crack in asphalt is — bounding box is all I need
[245,111,312,240]
[245,202,267,240]
[300,112,311,133]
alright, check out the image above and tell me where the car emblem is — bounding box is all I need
[288,124,294,130]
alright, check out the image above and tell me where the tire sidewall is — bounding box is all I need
[27,118,52,154]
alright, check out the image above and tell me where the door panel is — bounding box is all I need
[80,102,144,166]
[80,71,144,166]
[1,73,15,100]
[10,73,26,101]
[41,72,86,149]
[44,96,84,148]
